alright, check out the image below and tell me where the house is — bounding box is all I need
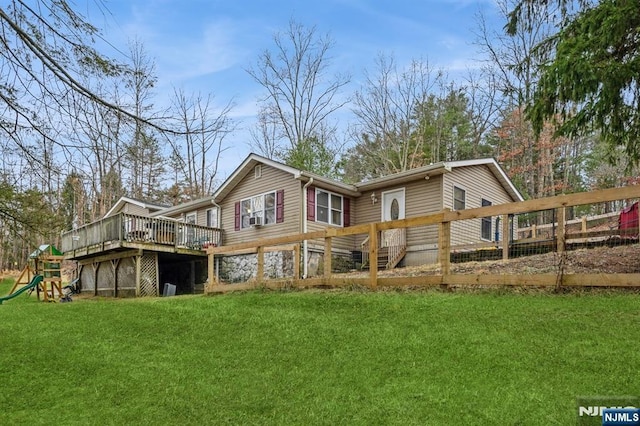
[61,153,522,296]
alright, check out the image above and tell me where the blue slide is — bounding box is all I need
[0,275,43,305]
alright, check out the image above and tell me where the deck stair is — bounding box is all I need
[361,229,406,270]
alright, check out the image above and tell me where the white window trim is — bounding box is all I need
[206,207,218,228]
[240,190,276,229]
[316,188,344,227]
[380,188,406,221]
[254,164,262,179]
[185,212,197,224]
[480,198,493,241]
[453,185,466,211]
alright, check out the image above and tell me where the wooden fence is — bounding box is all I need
[206,185,640,292]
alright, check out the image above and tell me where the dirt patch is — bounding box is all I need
[350,243,640,278]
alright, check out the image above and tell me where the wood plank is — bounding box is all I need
[502,214,509,260]
[438,221,451,275]
[324,237,332,284]
[562,274,640,287]
[368,223,378,289]
[293,244,300,280]
[444,185,640,222]
[257,246,264,283]
[78,249,142,265]
[376,275,443,287]
[557,207,566,254]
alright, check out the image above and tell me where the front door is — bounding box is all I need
[381,189,405,246]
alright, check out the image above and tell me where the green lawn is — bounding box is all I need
[0,279,638,425]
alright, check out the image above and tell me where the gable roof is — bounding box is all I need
[212,153,522,203]
[104,197,168,218]
[213,153,360,202]
[150,196,216,218]
[355,158,524,202]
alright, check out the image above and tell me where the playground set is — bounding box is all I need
[0,245,77,305]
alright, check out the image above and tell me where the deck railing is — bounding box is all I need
[61,213,222,253]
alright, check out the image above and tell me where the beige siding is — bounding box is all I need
[353,175,443,249]
[162,207,218,227]
[443,165,516,246]
[220,164,302,246]
[121,203,149,216]
[404,175,443,248]
[307,206,355,253]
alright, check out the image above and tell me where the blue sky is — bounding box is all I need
[88,0,503,177]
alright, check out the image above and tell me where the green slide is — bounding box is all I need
[0,275,43,305]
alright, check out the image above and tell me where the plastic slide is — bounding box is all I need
[0,275,43,305]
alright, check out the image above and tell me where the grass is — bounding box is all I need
[0,278,638,425]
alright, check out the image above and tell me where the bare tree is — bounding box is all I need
[123,39,163,199]
[247,20,350,171]
[345,54,442,181]
[168,88,234,199]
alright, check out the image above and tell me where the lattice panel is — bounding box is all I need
[139,253,158,296]
[97,262,114,290]
[80,264,95,292]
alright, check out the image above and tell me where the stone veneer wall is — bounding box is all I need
[219,251,295,283]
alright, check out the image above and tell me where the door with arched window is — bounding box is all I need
[381,188,405,246]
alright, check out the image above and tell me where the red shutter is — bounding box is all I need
[343,197,350,227]
[276,190,284,223]
[307,187,315,221]
[234,201,240,231]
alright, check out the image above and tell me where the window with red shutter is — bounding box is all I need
[234,201,240,231]
[307,186,315,221]
[343,198,350,227]
[276,190,284,223]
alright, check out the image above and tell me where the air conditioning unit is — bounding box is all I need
[249,216,263,227]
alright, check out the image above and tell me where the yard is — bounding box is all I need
[0,278,638,425]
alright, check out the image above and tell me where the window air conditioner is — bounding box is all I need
[249,216,263,227]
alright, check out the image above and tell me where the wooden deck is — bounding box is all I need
[61,213,222,260]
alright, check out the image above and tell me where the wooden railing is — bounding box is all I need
[361,228,407,269]
[61,213,222,253]
[206,185,640,292]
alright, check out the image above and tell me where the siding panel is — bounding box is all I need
[443,165,516,247]
[220,164,302,246]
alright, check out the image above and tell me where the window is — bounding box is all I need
[240,191,276,229]
[316,189,343,226]
[453,186,466,210]
[206,208,218,228]
[481,199,492,240]
[254,164,262,179]
[185,212,197,224]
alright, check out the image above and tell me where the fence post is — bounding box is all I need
[293,244,300,282]
[439,216,451,289]
[324,236,332,285]
[257,246,264,287]
[557,207,566,254]
[502,214,510,260]
[207,252,216,291]
[368,223,378,289]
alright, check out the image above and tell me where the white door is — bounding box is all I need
[381,189,405,246]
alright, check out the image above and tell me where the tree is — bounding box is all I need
[414,84,476,163]
[122,39,163,199]
[247,20,350,172]
[0,0,165,240]
[344,54,441,181]
[507,0,640,166]
[168,88,234,199]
